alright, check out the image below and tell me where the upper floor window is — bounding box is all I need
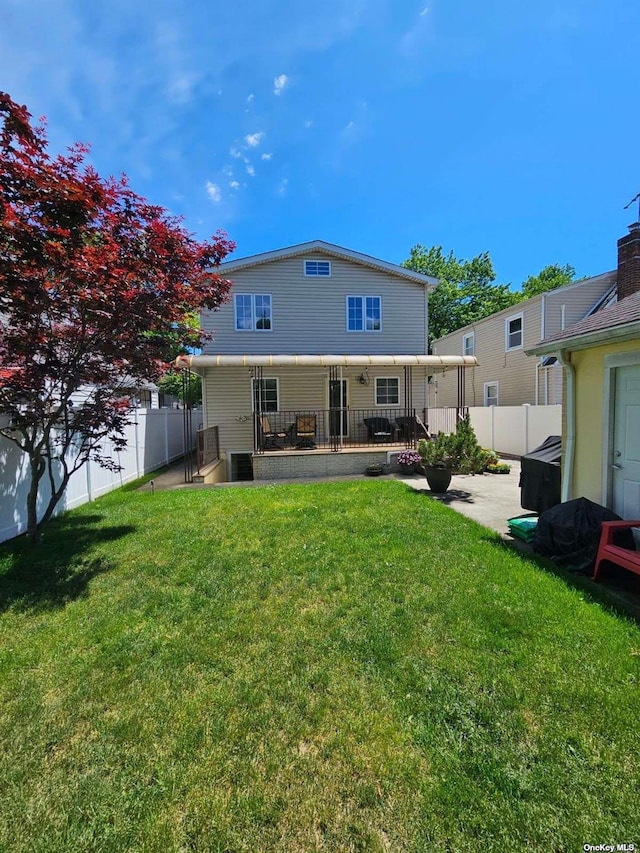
[463,332,475,356]
[505,313,523,351]
[235,293,272,331]
[375,377,399,406]
[347,295,382,332]
[304,260,331,277]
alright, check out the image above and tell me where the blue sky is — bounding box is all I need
[2,0,639,287]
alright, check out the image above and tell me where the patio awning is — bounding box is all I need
[176,354,478,370]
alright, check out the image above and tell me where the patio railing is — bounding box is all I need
[254,408,429,453]
[196,425,220,472]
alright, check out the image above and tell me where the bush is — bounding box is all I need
[486,462,511,474]
[418,414,488,475]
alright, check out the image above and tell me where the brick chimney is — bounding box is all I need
[617,221,640,300]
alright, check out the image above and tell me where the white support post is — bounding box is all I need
[164,408,170,465]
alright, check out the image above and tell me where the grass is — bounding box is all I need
[1,479,639,852]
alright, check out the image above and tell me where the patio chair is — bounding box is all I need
[395,415,430,443]
[290,414,317,448]
[259,416,288,450]
[363,417,394,443]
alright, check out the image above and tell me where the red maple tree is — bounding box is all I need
[0,93,234,540]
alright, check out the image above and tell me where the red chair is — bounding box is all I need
[592,520,640,582]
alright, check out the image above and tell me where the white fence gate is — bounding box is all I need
[427,405,562,457]
[0,409,195,544]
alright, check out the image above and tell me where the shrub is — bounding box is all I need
[418,414,488,475]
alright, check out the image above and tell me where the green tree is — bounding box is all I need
[402,245,519,344]
[157,370,202,406]
[519,263,576,299]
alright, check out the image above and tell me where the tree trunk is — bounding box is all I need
[26,454,46,542]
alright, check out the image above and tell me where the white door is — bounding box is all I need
[612,365,640,518]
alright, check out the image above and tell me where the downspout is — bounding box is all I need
[557,349,575,503]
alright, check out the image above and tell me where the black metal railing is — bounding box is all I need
[196,425,220,472]
[254,408,429,453]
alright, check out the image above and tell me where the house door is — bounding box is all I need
[612,364,640,518]
[329,378,348,437]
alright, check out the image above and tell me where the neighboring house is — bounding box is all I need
[177,240,476,482]
[431,272,617,408]
[528,222,640,520]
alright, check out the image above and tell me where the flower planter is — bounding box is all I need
[398,462,418,475]
[365,463,384,477]
[424,466,452,493]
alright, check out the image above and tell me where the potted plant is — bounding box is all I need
[417,414,488,492]
[396,449,422,474]
[417,433,458,492]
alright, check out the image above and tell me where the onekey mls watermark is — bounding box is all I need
[583,845,636,852]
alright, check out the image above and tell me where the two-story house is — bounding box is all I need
[431,271,617,408]
[176,240,477,482]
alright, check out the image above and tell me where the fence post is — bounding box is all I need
[134,410,140,478]
[523,404,530,454]
[164,409,170,465]
[86,457,92,502]
[490,406,495,451]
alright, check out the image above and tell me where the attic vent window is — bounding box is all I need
[304,260,331,277]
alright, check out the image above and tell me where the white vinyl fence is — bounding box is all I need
[0,409,195,544]
[427,405,562,457]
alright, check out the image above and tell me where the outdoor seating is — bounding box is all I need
[290,414,317,448]
[395,414,430,442]
[363,417,395,442]
[259,416,288,450]
[592,520,640,582]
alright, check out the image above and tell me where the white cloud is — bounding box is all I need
[277,178,289,195]
[244,131,265,147]
[419,5,429,15]
[205,181,222,202]
[247,93,254,102]
[222,165,234,177]
[304,119,314,128]
[246,164,256,177]
[261,152,273,161]
[229,147,242,158]
[344,120,355,131]
[230,180,240,190]
[165,73,197,105]
[273,73,289,96]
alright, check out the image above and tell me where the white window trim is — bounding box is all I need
[484,381,499,407]
[505,312,524,352]
[462,331,475,356]
[234,293,273,332]
[345,294,383,333]
[303,259,332,277]
[374,376,400,407]
[251,376,280,412]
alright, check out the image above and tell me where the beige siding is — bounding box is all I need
[431,273,616,408]
[543,272,616,339]
[203,365,429,453]
[433,298,543,407]
[202,252,428,354]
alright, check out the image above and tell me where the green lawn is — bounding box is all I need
[1,480,639,852]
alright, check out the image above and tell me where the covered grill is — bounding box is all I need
[520,435,562,514]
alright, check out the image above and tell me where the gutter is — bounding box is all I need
[557,349,575,503]
[527,319,640,357]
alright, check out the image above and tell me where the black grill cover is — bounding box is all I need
[520,435,562,513]
[532,497,622,573]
